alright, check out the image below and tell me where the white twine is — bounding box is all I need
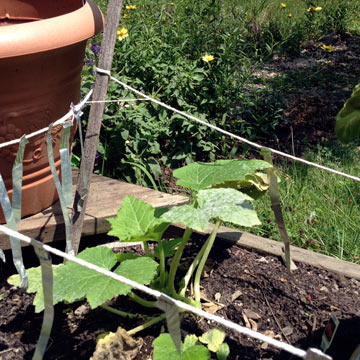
[0,224,309,359]
[86,98,150,104]
[96,68,360,183]
[0,89,93,149]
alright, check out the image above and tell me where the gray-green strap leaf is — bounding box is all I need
[0,136,28,288]
[70,103,88,212]
[31,238,54,360]
[261,148,297,271]
[157,294,182,356]
[59,121,73,207]
[12,136,29,223]
[46,124,74,256]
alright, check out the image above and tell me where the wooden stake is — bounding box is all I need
[71,0,123,254]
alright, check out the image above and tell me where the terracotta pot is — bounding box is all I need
[0,0,103,223]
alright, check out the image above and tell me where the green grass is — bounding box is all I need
[85,0,360,262]
[249,143,360,263]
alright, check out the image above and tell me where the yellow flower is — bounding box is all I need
[123,13,128,18]
[321,44,335,53]
[307,6,322,12]
[117,27,129,41]
[281,3,286,8]
[202,54,214,62]
[126,5,136,10]
[288,13,292,18]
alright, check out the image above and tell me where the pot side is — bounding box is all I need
[0,0,104,224]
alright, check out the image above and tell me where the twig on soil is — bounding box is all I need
[248,272,292,344]
[0,348,14,356]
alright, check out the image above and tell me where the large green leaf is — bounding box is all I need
[8,266,60,312]
[173,159,272,192]
[161,188,260,231]
[153,333,210,360]
[107,195,170,242]
[9,247,158,312]
[336,83,360,143]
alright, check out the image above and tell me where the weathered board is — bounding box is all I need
[212,224,360,281]
[0,170,188,249]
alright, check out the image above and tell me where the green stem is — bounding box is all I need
[194,220,221,308]
[158,240,166,287]
[172,292,197,307]
[100,304,138,318]
[168,227,193,296]
[179,237,208,297]
[128,291,157,308]
[127,313,166,335]
[143,241,150,257]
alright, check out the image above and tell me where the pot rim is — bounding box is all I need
[0,0,103,59]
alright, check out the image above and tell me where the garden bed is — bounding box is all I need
[0,230,359,360]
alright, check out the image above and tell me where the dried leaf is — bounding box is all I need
[262,330,275,338]
[242,312,251,328]
[243,309,261,320]
[91,327,143,360]
[230,290,243,302]
[203,302,224,314]
[261,329,275,349]
[249,318,258,332]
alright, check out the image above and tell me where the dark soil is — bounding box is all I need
[0,231,359,360]
[254,33,360,155]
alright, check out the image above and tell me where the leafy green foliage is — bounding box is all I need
[107,195,170,242]
[336,83,360,143]
[9,248,158,312]
[84,0,360,189]
[162,188,260,231]
[173,159,271,193]
[216,343,230,360]
[153,333,210,360]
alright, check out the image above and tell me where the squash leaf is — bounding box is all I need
[336,83,360,143]
[107,195,170,242]
[8,247,158,312]
[161,188,260,231]
[173,159,272,192]
[153,333,210,360]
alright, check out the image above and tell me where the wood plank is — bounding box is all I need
[207,225,360,280]
[0,170,188,249]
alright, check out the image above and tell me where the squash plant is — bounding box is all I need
[336,82,360,143]
[8,159,271,333]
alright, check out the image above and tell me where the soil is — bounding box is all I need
[253,33,360,155]
[0,230,359,360]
